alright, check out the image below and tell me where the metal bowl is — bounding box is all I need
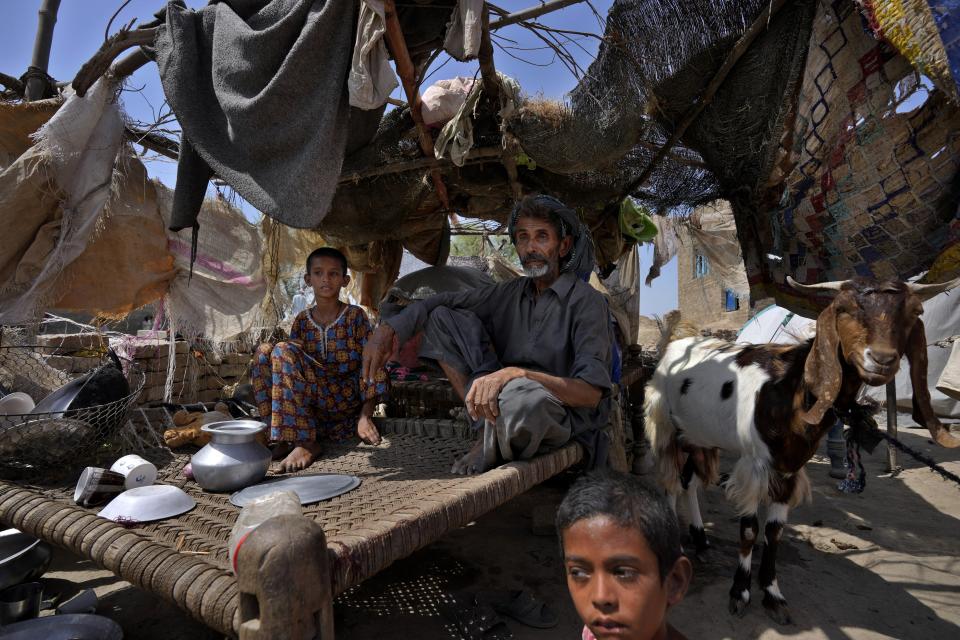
[0,393,34,415]
[97,485,196,524]
[29,375,89,417]
[0,530,52,592]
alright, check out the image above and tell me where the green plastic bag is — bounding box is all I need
[619,198,657,243]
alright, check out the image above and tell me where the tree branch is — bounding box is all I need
[338,147,503,184]
[382,0,450,209]
[0,72,25,97]
[489,0,586,30]
[72,26,158,96]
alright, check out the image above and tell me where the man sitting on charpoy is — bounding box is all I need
[363,194,614,474]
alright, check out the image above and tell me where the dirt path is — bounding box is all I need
[37,414,960,639]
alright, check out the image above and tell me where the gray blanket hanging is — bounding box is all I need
[154,0,357,232]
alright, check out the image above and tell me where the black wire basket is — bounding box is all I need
[0,346,145,474]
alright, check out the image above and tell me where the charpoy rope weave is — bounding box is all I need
[0,414,582,636]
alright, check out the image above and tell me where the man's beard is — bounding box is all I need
[521,252,553,278]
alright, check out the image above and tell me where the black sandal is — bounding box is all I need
[440,593,513,640]
[476,589,559,629]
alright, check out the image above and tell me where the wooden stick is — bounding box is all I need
[0,72,24,97]
[620,0,788,197]
[478,8,500,101]
[339,147,503,183]
[886,380,898,472]
[490,0,586,30]
[72,26,158,96]
[126,126,180,160]
[24,0,61,101]
[111,48,151,82]
[382,0,450,210]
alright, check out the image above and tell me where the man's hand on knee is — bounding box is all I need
[362,324,395,383]
[466,367,524,422]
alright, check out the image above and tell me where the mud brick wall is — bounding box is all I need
[36,334,254,406]
[131,343,255,406]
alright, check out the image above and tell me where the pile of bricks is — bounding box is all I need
[127,340,254,406]
[36,333,255,406]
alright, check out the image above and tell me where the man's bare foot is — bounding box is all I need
[451,439,485,475]
[279,441,323,473]
[271,441,293,460]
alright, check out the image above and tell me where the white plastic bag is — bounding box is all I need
[228,490,301,574]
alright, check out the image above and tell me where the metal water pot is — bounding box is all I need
[190,421,271,492]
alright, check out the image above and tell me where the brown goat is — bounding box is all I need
[644,276,960,625]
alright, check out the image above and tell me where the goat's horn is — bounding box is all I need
[906,276,960,302]
[786,276,847,294]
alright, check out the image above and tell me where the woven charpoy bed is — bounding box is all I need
[0,411,583,638]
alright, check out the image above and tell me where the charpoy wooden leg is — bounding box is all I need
[237,515,334,640]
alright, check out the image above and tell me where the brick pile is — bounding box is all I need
[36,334,255,406]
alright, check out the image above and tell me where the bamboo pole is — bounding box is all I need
[490,0,586,30]
[382,0,450,210]
[24,0,62,101]
[339,147,503,183]
[620,0,788,198]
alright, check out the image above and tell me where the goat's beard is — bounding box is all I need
[520,252,554,278]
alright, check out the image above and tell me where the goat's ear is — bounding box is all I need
[801,302,842,424]
[906,319,960,448]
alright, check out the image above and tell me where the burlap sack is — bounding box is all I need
[53,158,176,316]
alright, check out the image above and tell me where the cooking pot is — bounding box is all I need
[190,421,271,492]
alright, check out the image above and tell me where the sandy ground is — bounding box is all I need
[33,413,960,639]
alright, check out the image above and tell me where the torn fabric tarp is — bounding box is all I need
[0,79,125,324]
[349,0,398,110]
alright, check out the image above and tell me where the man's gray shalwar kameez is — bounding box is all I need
[384,271,613,470]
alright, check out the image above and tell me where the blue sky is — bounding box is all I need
[0,0,678,316]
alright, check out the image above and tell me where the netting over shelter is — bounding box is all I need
[4,0,960,324]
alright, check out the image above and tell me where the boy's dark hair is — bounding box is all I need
[306,247,348,275]
[556,470,682,581]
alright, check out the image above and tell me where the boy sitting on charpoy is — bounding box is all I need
[251,248,389,472]
[558,471,693,640]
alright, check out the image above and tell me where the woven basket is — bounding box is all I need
[0,346,145,472]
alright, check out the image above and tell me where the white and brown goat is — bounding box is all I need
[644,276,960,624]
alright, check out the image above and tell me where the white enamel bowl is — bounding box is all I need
[98,485,195,523]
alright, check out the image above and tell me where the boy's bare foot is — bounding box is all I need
[279,441,323,473]
[271,441,293,460]
[451,439,486,475]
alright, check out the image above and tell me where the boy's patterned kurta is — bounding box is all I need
[251,305,389,443]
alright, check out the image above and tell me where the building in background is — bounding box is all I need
[676,202,769,332]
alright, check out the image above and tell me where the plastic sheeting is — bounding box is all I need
[688,202,749,296]
[156,184,267,341]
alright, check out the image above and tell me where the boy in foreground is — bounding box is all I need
[557,471,693,640]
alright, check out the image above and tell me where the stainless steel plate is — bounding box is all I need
[229,473,361,507]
